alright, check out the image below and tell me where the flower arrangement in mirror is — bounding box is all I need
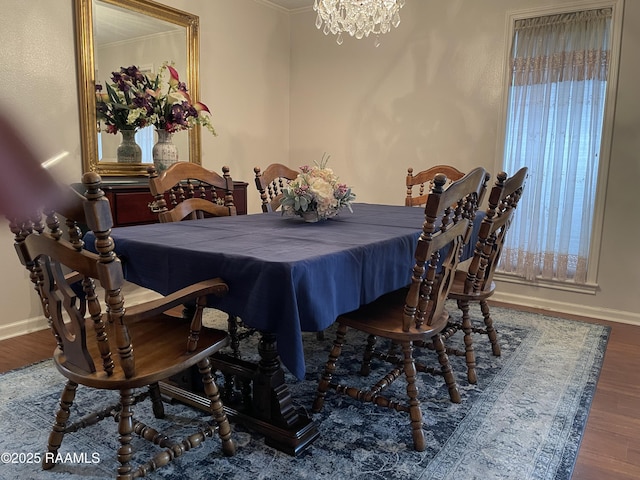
[95,62,216,135]
[281,155,356,222]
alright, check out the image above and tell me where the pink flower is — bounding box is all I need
[194,101,211,114]
[166,65,180,88]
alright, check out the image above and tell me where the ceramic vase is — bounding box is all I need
[302,210,320,223]
[152,129,179,172]
[116,129,142,164]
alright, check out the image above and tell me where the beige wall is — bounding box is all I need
[0,0,638,339]
[0,0,291,338]
[159,0,291,210]
[0,0,81,337]
[289,0,640,324]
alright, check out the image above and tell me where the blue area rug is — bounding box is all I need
[0,303,609,479]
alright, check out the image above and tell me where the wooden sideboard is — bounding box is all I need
[73,178,248,228]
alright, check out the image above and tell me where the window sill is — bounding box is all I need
[494,272,598,295]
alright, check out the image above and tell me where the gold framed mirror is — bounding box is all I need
[75,0,201,176]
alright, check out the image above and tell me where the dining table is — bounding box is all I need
[84,202,480,455]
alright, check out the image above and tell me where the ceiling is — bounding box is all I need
[266,0,312,11]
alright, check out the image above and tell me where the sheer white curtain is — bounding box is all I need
[500,8,612,283]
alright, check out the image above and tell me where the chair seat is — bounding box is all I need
[338,288,450,342]
[447,269,496,301]
[54,314,228,390]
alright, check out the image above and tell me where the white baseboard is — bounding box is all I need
[0,315,49,340]
[492,291,640,326]
[0,285,162,341]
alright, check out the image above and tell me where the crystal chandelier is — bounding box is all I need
[313,0,406,47]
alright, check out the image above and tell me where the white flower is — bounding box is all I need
[280,155,356,220]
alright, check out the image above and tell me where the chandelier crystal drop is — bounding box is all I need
[313,0,405,47]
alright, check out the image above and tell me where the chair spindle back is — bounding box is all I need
[10,172,134,377]
[405,165,466,207]
[404,166,489,332]
[463,167,528,294]
[254,163,299,213]
[148,162,236,222]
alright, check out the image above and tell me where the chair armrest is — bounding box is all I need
[123,277,229,322]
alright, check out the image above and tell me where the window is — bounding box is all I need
[498,3,622,286]
[135,126,154,164]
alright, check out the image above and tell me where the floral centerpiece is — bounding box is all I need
[95,62,216,135]
[281,155,356,221]
[96,62,216,167]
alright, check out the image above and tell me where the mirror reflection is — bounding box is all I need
[94,1,188,165]
[76,0,202,176]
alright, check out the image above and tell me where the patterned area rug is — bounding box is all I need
[0,303,609,480]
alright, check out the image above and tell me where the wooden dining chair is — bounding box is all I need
[147,161,251,359]
[148,161,236,222]
[253,163,299,212]
[405,165,465,207]
[8,172,236,479]
[312,166,489,452]
[440,167,528,384]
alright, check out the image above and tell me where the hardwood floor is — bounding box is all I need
[1,304,639,479]
[0,327,55,372]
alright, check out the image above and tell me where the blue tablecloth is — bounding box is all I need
[85,203,478,379]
